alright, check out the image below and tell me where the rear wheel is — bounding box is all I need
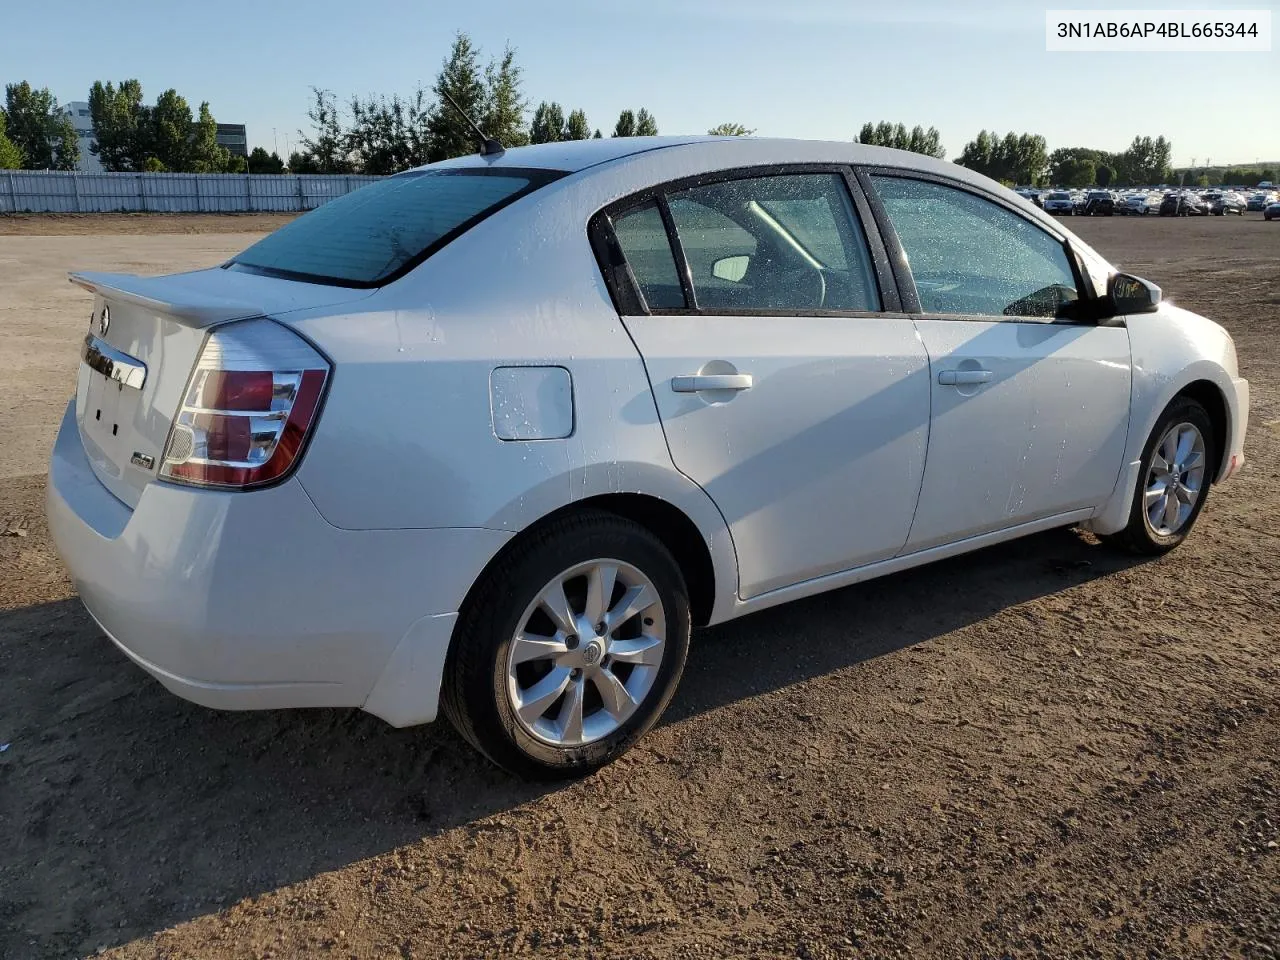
[1103,398,1215,555]
[442,510,691,778]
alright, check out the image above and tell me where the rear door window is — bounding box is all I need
[611,202,686,310]
[665,173,881,312]
[229,168,562,287]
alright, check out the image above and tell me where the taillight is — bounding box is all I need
[160,319,329,489]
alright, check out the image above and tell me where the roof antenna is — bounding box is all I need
[440,90,505,158]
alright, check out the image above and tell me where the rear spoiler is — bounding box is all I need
[69,270,263,328]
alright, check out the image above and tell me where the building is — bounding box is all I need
[61,101,104,173]
[216,124,248,158]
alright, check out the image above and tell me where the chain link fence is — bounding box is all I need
[0,171,386,214]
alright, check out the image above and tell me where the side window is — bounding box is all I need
[611,202,685,310]
[666,173,880,313]
[871,176,1078,319]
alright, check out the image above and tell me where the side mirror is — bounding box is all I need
[712,255,749,283]
[1107,272,1161,316]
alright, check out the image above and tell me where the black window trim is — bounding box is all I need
[226,166,569,290]
[588,163,905,319]
[854,166,1103,326]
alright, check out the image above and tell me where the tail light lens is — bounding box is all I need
[160,319,329,489]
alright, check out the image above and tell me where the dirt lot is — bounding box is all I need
[0,213,1277,960]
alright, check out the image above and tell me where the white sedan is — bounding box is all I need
[48,137,1249,777]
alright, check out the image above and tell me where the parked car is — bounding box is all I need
[1265,200,1280,220]
[1204,191,1246,216]
[1042,190,1076,215]
[47,136,1250,778]
[1246,191,1277,212]
[1119,193,1156,215]
[1081,190,1115,215]
[1159,192,1207,216]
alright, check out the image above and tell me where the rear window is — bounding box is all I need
[229,168,563,287]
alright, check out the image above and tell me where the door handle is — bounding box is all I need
[937,369,992,386]
[671,374,754,393]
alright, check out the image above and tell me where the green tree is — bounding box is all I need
[53,113,79,170]
[348,92,427,173]
[88,79,148,171]
[482,45,528,147]
[957,130,1046,184]
[1195,173,1210,187]
[4,82,73,169]
[1096,163,1115,188]
[288,150,320,174]
[530,101,566,144]
[189,101,232,172]
[425,32,487,162]
[634,108,658,136]
[856,120,943,158]
[247,146,286,174]
[709,122,754,136]
[612,109,636,138]
[0,109,23,168]
[150,89,194,171]
[592,129,602,139]
[297,87,352,173]
[564,108,590,141]
[1058,157,1096,188]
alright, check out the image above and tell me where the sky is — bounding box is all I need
[3,0,1277,166]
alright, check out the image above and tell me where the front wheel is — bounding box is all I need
[1103,398,1215,555]
[442,510,691,778]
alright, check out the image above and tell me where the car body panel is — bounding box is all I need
[624,313,930,598]
[904,318,1132,551]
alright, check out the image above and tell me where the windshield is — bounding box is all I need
[229,168,564,287]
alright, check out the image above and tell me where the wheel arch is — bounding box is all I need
[457,493,722,634]
[1173,379,1229,481]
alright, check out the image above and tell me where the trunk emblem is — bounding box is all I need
[130,452,155,470]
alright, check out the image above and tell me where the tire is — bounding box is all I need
[441,509,691,779]
[1103,397,1216,555]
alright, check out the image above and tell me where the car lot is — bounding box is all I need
[1,212,1277,958]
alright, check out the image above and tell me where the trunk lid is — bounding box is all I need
[69,267,370,509]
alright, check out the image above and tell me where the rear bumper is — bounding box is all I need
[46,401,510,726]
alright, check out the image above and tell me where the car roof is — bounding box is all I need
[420,135,981,187]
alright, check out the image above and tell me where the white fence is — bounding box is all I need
[0,171,386,214]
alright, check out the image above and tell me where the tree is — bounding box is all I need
[482,45,528,147]
[856,120,944,158]
[4,82,76,169]
[288,150,320,174]
[188,101,232,172]
[0,109,23,168]
[147,89,194,171]
[88,79,148,171]
[956,129,1047,184]
[425,32,486,162]
[348,92,428,173]
[612,110,635,138]
[592,129,602,139]
[634,108,658,136]
[708,122,754,136]
[247,147,285,174]
[564,109,590,141]
[1058,157,1095,188]
[1096,163,1115,188]
[1114,135,1172,186]
[297,87,353,173]
[53,114,79,170]
[530,101,566,144]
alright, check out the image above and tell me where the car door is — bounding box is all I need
[863,173,1132,553]
[597,169,931,599]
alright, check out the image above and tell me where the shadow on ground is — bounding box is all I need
[0,525,1145,955]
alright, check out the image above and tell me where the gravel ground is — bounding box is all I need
[0,213,1276,960]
